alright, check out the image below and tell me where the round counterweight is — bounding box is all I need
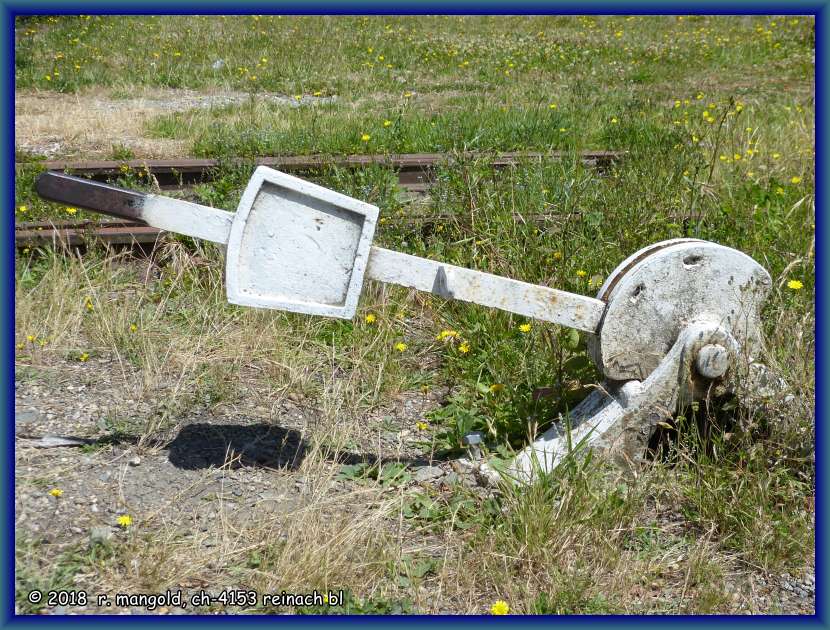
[588,240,771,382]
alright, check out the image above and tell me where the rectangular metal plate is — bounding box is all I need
[225,166,379,318]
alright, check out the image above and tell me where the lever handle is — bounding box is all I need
[36,171,148,221]
[35,171,234,244]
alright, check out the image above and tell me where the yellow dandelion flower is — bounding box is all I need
[610,117,618,124]
[45,75,52,81]
[313,90,322,97]
[489,383,504,394]
[394,342,407,352]
[458,342,471,354]
[776,186,785,195]
[548,103,557,109]
[365,313,376,324]
[361,133,371,142]
[129,323,138,332]
[79,352,89,362]
[403,91,412,98]
[734,153,742,161]
[787,279,804,290]
[576,269,587,277]
[772,153,781,159]
[383,119,392,127]
[26,334,35,343]
[552,251,562,260]
[518,323,532,333]
[49,488,63,498]
[17,205,27,213]
[416,421,428,431]
[490,600,510,615]
[437,329,459,341]
[117,514,133,528]
[65,207,77,215]
[790,176,802,184]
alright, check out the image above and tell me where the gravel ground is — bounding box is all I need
[14,355,815,615]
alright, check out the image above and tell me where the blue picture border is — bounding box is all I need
[2,1,824,627]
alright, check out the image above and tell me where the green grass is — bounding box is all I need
[14,14,815,614]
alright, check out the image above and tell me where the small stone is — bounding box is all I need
[90,526,113,544]
[128,456,141,467]
[443,472,459,486]
[414,466,444,482]
[15,409,42,423]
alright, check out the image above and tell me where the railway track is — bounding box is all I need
[31,150,623,190]
[16,150,624,249]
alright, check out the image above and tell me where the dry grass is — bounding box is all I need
[15,88,200,158]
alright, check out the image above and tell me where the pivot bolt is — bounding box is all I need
[696,344,730,379]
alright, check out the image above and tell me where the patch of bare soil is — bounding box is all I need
[14,88,337,160]
[13,353,469,614]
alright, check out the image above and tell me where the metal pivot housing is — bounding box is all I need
[488,242,772,485]
[35,168,774,482]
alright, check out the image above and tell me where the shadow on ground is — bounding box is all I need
[167,423,307,470]
[165,422,442,472]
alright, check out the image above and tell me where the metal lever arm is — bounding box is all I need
[36,171,606,332]
[367,248,605,333]
[36,172,233,244]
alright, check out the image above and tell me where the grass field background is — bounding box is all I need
[14,15,815,614]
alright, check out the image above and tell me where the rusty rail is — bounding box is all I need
[29,150,624,190]
[15,210,582,248]
[16,221,162,247]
